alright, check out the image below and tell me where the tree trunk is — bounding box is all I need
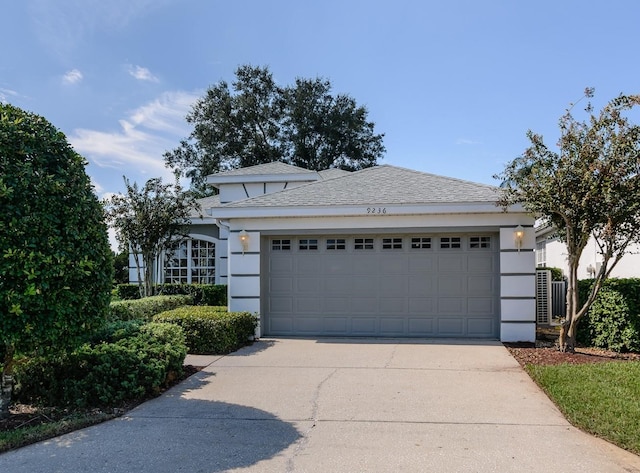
[558,319,577,353]
[0,345,15,420]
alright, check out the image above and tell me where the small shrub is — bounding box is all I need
[577,287,640,352]
[154,306,257,355]
[116,283,227,306]
[109,295,193,321]
[14,321,187,407]
[536,266,564,281]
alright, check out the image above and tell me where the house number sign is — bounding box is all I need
[366,207,387,214]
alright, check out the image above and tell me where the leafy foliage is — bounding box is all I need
[104,177,198,297]
[153,306,257,354]
[112,251,129,285]
[109,295,193,322]
[164,65,385,194]
[13,321,187,407]
[577,279,640,352]
[496,90,640,351]
[0,104,113,372]
[116,283,227,306]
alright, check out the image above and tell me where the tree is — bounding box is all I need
[164,65,385,195]
[496,90,640,352]
[0,104,113,417]
[112,251,130,285]
[104,176,198,298]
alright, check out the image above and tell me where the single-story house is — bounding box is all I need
[536,223,640,279]
[132,162,537,342]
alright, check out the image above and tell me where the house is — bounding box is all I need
[133,162,537,342]
[535,223,640,279]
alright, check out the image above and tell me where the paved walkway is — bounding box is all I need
[1,338,639,472]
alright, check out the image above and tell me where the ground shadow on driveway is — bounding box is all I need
[0,373,302,473]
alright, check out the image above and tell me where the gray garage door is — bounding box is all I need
[263,234,499,338]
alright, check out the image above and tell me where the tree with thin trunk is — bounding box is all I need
[496,89,640,352]
[104,176,198,298]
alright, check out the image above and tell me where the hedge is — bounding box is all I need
[14,321,187,407]
[117,283,227,306]
[577,278,640,352]
[109,295,193,321]
[153,306,257,355]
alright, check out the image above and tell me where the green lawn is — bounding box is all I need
[526,361,640,454]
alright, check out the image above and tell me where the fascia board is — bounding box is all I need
[209,202,527,218]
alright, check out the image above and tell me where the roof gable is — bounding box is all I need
[221,165,499,208]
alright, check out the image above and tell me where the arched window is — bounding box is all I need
[165,239,215,284]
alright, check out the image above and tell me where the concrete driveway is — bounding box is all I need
[1,338,639,472]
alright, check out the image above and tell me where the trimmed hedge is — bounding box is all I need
[577,278,640,352]
[14,321,187,407]
[109,295,193,321]
[117,283,227,306]
[153,306,257,355]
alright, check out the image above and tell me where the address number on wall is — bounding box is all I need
[366,207,387,214]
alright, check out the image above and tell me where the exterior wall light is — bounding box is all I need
[514,225,525,252]
[586,264,596,278]
[239,230,249,254]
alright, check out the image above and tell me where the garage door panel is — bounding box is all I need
[379,297,406,313]
[270,277,293,293]
[352,317,377,335]
[270,257,293,273]
[265,234,499,338]
[325,276,352,295]
[468,297,494,314]
[325,298,350,313]
[438,298,466,314]
[408,297,435,314]
[296,297,321,313]
[408,317,435,335]
[269,297,292,313]
[380,317,405,334]
[467,318,495,336]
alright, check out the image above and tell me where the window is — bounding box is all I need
[327,238,346,250]
[440,237,461,249]
[354,238,374,250]
[536,241,547,267]
[469,236,491,249]
[272,239,291,251]
[299,238,318,250]
[382,237,403,249]
[165,239,215,284]
[411,237,431,249]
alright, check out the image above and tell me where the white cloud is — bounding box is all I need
[0,87,18,103]
[69,90,198,180]
[455,138,482,145]
[128,65,159,83]
[62,69,83,85]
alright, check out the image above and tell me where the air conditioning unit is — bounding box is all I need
[536,270,552,325]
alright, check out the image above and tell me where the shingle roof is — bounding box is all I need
[211,162,316,177]
[222,165,499,208]
[318,168,352,180]
[190,194,221,217]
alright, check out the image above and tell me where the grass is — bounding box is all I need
[0,409,117,453]
[526,361,640,455]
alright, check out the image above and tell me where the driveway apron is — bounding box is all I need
[1,338,639,472]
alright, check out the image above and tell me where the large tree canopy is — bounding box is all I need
[1,104,113,416]
[165,65,385,195]
[496,90,640,352]
[104,177,198,298]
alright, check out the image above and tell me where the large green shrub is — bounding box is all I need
[577,278,640,352]
[117,283,227,306]
[154,306,257,354]
[0,104,113,367]
[13,321,187,407]
[109,295,193,321]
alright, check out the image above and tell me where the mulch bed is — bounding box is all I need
[505,342,640,367]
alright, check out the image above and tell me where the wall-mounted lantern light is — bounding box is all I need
[586,264,596,278]
[514,225,524,252]
[239,230,249,254]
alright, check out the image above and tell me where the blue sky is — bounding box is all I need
[3,0,640,199]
